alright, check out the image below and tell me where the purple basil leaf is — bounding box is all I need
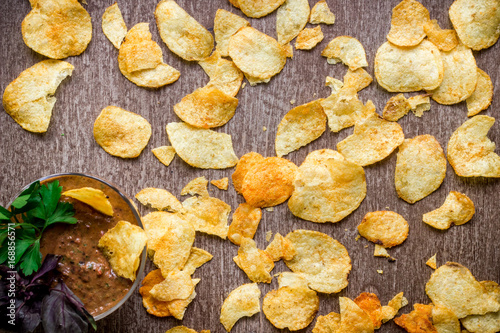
[29,254,61,285]
[57,281,97,330]
[17,297,43,332]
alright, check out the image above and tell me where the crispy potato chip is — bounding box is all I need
[447,115,500,177]
[312,312,341,333]
[427,254,438,269]
[155,0,214,61]
[228,203,262,245]
[183,196,231,239]
[181,177,209,197]
[220,283,261,332]
[395,135,447,203]
[135,188,182,212]
[275,99,327,157]
[277,272,309,289]
[321,36,368,70]
[264,233,296,261]
[337,114,404,166]
[63,187,114,216]
[466,68,493,117]
[22,0,92,59]
[233,237,274,283]
[228,0,240,8]
[449,0,500,50]
[394,303,437,333]
[102,2,128,49]
[358,211,409,248]
[167,278,200,319]
[424,20,459,51]
[232,152,265,194]
[199,51,244,97]
[166,122,239,169]
[354,293,383,329]
[338,297,375,332]
[140,269,171,317]
[374,40,443,92]
[150,269,194,302]
[383,94,411,122]
[211,178,229,190]
[152,146,176,167]
[165,327,197,333]
[387,0,430,47]
[295,26,324,50]
[343,68,373,92]
[432,304,461,333]
[98,221,147,281]
[428,43,477,105]
[374,244,390,258]
[214,9,250,57]
[325,76,344,94]
[461,281,500,333]
[423,191,475,230]
[93,106,151,158]
[276,0,310,45]
[426,262,500,318]
[284,230,351,293]
[408,94,431,117]
[2,60,73,133]
[310,0,335,24]
[182,247,213,276]
[238,0,286,18]
[377,292,408,325]
[301,148,344,165]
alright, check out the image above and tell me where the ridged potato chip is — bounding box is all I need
[98,221,147,281]
[447,115,500,177]
[22,0,92,59]
[211,178,229,190]
[2,60,73,133]
[155,0,213,61]
[467,68,493,117]
[383,94,411,122]
[214,9,250,57]
[461,281,500,333]
[135,188,182,212]
[232,152,265,194]
[199,51,244,97]
[374,40,443,92]
[426,254,438,269]
[181,247,213,276]
[295,26,324,50]
[423,191,475,230]
[394,303,437,332]
[181,177,209,197]
[449,0,500,50]
[166,122,239,169]
[150,269,194,302]
[387,0,430,47]
[312,312,341,333]
[276,0,310,45]
[424,20,459,51]
[338,297,375,332]
[264,233,296,261]
[408,94,431,117]
[228,203,262,245]
[337,113,404,166]
[183,196,231,239]
[343,68,373,92]
[102,2,127,49]
[63,187,114,216]
[233,237,274,283]
[432,304,461,333]
[321,36,368,70]
[152,146,176,167]
[358,211,409,248]
[238,0,286,18]
[310,0,335,25]
[220,283,261,332]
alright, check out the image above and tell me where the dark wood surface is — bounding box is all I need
[1,0,499,332]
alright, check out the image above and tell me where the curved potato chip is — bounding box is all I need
[295,26,324,50]
[135,188,182,212]
[432,304,461,333]
[394,303,437,332]
[275,99,327,157]
[150,269,194,302]
[284,230,351,293]
[387,0,430,47]
[424,19,459,51]
[22,0,92,59]
[155,0,214,61]
[395,135,447,203]
[140,269,171,317]
[63,187,114,216]
[461,281,500,333]
[102,2,128,49]
[166,122,239,169]
[466,68,493,117]
[181,177,209,197]
[233,238,274,283]
[214,9,250,57]
[338,297,375,333]
[220,283,261,332]
[152,146,176,167]
[312,312,341,333]
[199,51,244,97]
[447,115,500,177]
[228,203,262,245]
[182,247,213,276]
[375,40,443,92]
[211,178,229,190]
[232,152,265,194]
[383,94,411,122]
[449,0,500,50]
[423,191,475,230]
[265,233,296,261]
[238,0,286,18]
[321,36,368,70]
[358,211,409,248]
[167,278,200,320]
[408,94,431,117]
[276,0,310,45]
[310,0,335,24]
[183,196,231,239]
[343,68,373,92]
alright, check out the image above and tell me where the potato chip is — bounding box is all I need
[301,148,345,165]
[461,281,500,333]
[2,60,74,133]
[93,106,151,158]
[229,27,287,83]
[102,2,128,49]
[387,0,430,47]
[228,0,240,8]
[264,233,296,261]
[408,94,431,117]
[374,244,390,258]
[447,115,500,177]
[233,237,274,283]
[427,254,437,269]
[358,211,409,248]
[199,51,244,97]
[321,36,368,70]
[432,304,461,333]
[310,0,335,24]
[374,40,443,92]
[353,293,382,328]
[183,196,230,239]
[295,26,324,50]
[214,9,250,57]
[338,297,375,332]
[135,188,182,212]
[343,68,373,92]
[428,43,477,105]
[166,122,239,169]
[181,247,213,276]
[98,221,147,281]
[395,135,447,204]
[63,187,114,216]
[22,0,92,59]
[425,262,500,318]
[325,76,344,94]
[394,303,437,332]
[449,0,500,50]
[284,230,351,293]
[276,0,310,45]
[275,99,327,157]
[466,68,493,117]
[337,113,404,166]
[211,178,229,190]
[140,269,171,317]
[150,269,194,302]
[155,0,214,61]
[423,191,475,230]
[220,283,261,332]
[383,94,411,122]
[228,203,262,245]
[167,278,200,319]
[238,0,286,18]
[152,146,176,167]
[181,177,209,197]
[312,312,341,333]
[378,292,408,325]
[232,152,265,194]
[165,327,197,333]
[424,20,459,51]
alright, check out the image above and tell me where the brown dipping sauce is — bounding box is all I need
[39,175,140,317]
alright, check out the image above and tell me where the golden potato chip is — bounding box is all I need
[343,68,373,92]
[374,244,390,258]
[325,76,344,94]
[337,113,404,166]
[166,122,239,169]
[135,188,182,212]
[301,148,344,165]
[275,99,327,157]
[102,2,128,49]
[426,262,500,318]
[183,196,231,239]
[264,233,296,261]
[238,0,286,18]
[233,237,274,283]
[199,51,244,97]
[449,0,500,50]
[155,0,214,61]
[181,177,209,197]
[423,191,475,230]
[408,94,431,117]
[427,254,438,269]
[93,106,152,158]
[312,312,341,333]
[394,303,437,333]
[140,269,171,317]
[382,94,411,122]
[167,278,200,319]
[424,20,459,52]
[211,178,229,190]
[310,0,335,24]
[358,211,409,248]
[432,304,461,333]
[241,157,298,207]
[447,115,500,177]
[220,283,261,332]
[98,221,147,281]
[377,292,408,325]
[152,146,176,167]
[165,327,197,333]
[387,0,430,47]
[428,43,477,105]
[276,0,310,45]
[338,297,375,332]
[284,230,351,293]
[395,135,447,203]
[22,0,92,59]
[150,270,194,302]
[232,152,265,194]
[214,9,250,57]
[466,68,493,117]
[277,272,309,289]
[354,293,383,329]
[461,281,500,333]
[2,60,73,133]
[228,203,262,245]
[374,40,443,92]
[295,26,324,50]
[321,36,368,70]
[63,187,114,216]
[228,0,240,8]
[181,247,213,276]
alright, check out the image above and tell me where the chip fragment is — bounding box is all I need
[232,152,265,194]
[343,68,373,92]
[387,0,430,47]
[211,178,229,190]
[264,233,296,261]
[424,20,459,51]
[152,146,176,167]
[220,283,261,332]
[383,94,411,122]
[466,68,493,117]
[182,196,231,239]
[321,36,368,70]
[237,0,286,18]
[426,254,437,269]
[181,177,209,197]
[228,203,262,245]
[295,26,324,50]
[374,244,390,258]
[214,9,250,57]
[199,51,244,97]
[181,247,213,276]
[63,187,114,216]
[310,0,335,25]
[233,237,274,283]
[149,269,194,302]
[338,296,375,332]
[423,191,475,230]
[276,0,310,45]
[394,303,437,332]
[408,94,431,117]
[358,211,409,248]
[461,281,500,333]
[102,2,128,49]
[165,327,197,333]
[135,188,182,212]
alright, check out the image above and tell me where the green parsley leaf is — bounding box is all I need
[32,181,62,221]
[19,240,41,276]
[15,238,35,265]
[46,201,77,227]
[0,206,11,220]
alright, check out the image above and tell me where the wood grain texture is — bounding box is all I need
[0,0,499,332]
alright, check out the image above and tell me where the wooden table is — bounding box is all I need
[1,0,499,332]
